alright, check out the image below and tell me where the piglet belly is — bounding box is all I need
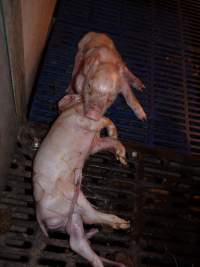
[35,177,77,231]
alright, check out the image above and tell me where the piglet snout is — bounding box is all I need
[85,106,102,121]
[86,109,102,121]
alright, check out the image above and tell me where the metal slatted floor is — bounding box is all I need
[0,124,200,267]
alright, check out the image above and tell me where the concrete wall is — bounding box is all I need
[0,9,18,190]
[0,0,56,190]
[21,0,57,103]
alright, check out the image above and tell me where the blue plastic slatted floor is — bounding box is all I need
[29,0,200,155]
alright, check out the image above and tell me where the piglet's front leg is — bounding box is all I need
[123,66,145,91]
[58,94,81,113]
[120,79,147,121]
[94,117,127,165]
[91,137,127,166]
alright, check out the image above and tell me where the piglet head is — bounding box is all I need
[83,63,119,121]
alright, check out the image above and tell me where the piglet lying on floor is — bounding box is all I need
[33,66,129,267]
[59,31,146,121]
[33,34,147,265]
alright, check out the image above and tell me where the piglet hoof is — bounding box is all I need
[116,155,127,166]
[110,215,130,230]
[58,94,81,113]
[140,112,147,121]
[86,228,99,239]
[134,107,147,121]
[132,79,145,92]
[116,144,127,166]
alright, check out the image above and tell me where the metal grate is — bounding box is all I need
[29,0,200,154]
[0,124,200,267]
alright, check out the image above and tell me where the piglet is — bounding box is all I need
[59,32,146,121]
[33,99,129,267]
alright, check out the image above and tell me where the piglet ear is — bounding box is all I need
[122,65,145,91]
[58,94,81,113]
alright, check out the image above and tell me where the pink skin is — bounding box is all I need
[86,109,102,121]
[33,102,129,267]
[61,31,146,121]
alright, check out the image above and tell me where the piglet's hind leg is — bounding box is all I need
[68,213,126,267]
[78,191,130,230]
[66,169,82,232]
[68,213,104,267]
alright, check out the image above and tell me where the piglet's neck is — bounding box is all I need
[74,103,85,116]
